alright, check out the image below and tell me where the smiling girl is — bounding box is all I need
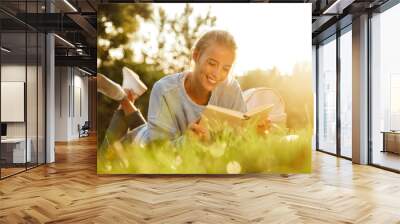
[102,30,266,147]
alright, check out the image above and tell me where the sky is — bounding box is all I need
[133,3,311,76]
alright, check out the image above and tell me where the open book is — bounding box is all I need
[199,104,274,129]
[97,66,147,101]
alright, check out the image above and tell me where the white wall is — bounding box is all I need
[1,64,45,164]
[1,65,28,137]
[55,66,69,141]
[55,67,89,141]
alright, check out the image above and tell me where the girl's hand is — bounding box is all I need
[256,117,271,135]
[124,89,137,102]
[120,89,138,115]
[188,121,210,142]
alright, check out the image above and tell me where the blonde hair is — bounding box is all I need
[193,30,237,57]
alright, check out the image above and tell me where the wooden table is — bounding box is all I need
[1,138,32,164]
[381,131,400,154]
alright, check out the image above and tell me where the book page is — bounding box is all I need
[244,104,274,118]
[206,105,244,119]
[200,105,246,129]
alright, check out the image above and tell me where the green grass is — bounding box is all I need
[97,122,312,174]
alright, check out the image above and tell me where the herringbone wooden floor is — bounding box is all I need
[1,135,400,224]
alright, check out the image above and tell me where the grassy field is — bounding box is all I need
[97,123,312,174]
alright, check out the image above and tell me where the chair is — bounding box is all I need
[79,121,90,138]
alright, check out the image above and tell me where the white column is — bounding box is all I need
[46,1,55,163]
[352,14,369,164]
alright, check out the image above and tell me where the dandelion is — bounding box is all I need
[226,161,241,174]
[171,155,182,170]
[175,156,182,166]
[209,142,226,158]
[285,134,299,142]
[105,162,112,171]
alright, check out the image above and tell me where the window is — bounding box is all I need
[340,28,352,158]
[371,2,400,171]
[0,1,47,179]
[317,36,337,154]
[390,74,400,130]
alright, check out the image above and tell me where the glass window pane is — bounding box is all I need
[390,75,400,130]
[371,3,400,171]
[312,45,317,151]
[38,32,45,165]
[318,37,337,154]
[1,0,46,179]
[340,29,352,158]
[1,30,27,177]
[27,31,38,169]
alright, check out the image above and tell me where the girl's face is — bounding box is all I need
[192,43,235,92]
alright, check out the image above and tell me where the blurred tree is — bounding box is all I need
[97,4,216,145]
[141,4,216,74]
[237,63,313,130]
[239,67,283,90]
[280,63,313,130]
[97,4,153,144]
